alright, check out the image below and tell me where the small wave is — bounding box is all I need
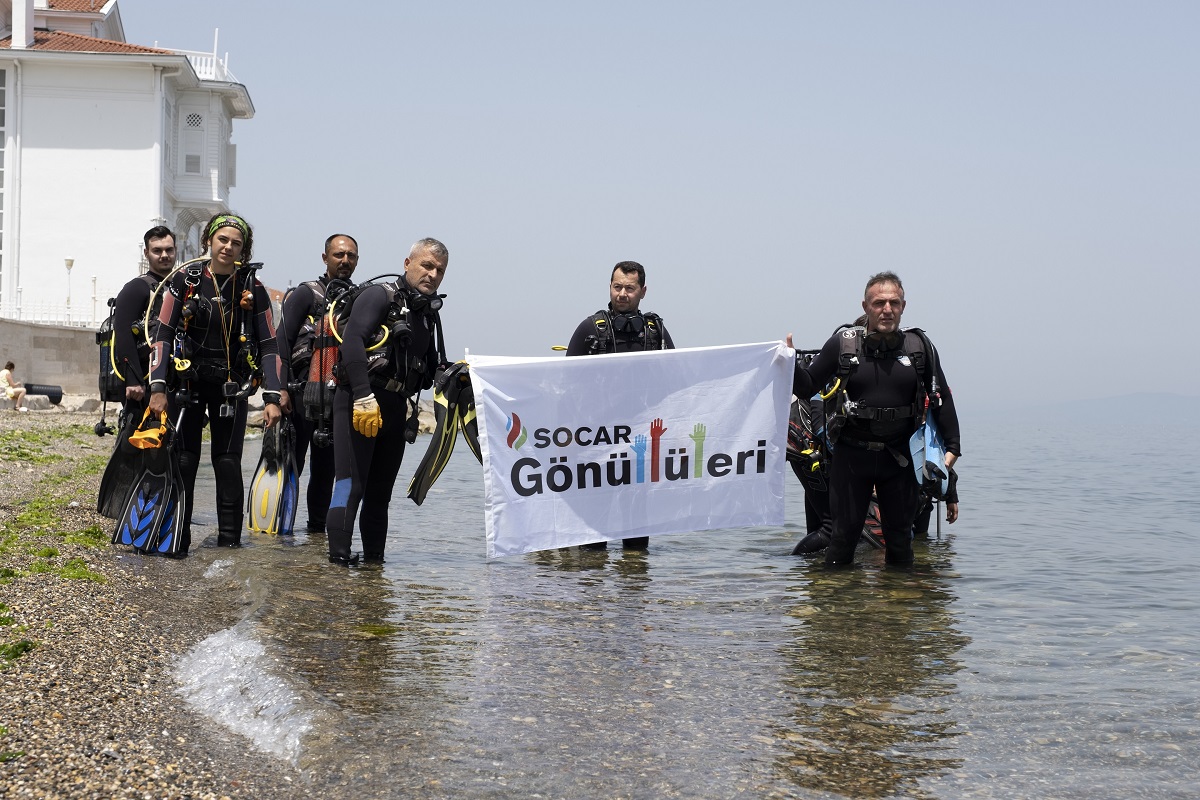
[203,558,235,580]
[174,621,314,763]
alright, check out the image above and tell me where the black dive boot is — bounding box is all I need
[823,532,857,567]
[328,530,356,565]
[792,530,831,555]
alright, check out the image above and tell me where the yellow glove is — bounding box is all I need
[352,393,382,437]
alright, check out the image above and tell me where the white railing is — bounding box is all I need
[0,302,102,328]
[173,49,240,84]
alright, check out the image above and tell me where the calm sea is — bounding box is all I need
[161,418,1198,799]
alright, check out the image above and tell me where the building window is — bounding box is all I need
[163,100,174,174]
[183,111,204,175]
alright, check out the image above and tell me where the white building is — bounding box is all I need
[0,0,253,326]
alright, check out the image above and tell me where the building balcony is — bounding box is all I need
[172,48,240,84]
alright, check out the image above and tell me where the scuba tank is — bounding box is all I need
[95,297,127,436]
[97,298,124,405]
[293,278,352,446]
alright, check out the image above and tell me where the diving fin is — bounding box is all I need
[149,445,187,556]
[457,374,483,465]
[247,418,298,535]
[247,420,288,534]
[407,361,471,506]
[277,419,299,535]
[909,414,950,499]
[861,495,886,550]
[112,416,181,553]
[97,409,142,519]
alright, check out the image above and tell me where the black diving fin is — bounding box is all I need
[97,408,142,519]
[247,418,298,535]
[407,362,481,506]
[457,372,482,464]
[112,409,185,556]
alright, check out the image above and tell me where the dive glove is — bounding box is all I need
[352,393,383,437]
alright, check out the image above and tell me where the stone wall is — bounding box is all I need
[0,319,97,396]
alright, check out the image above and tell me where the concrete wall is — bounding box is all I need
[0,318,97,395]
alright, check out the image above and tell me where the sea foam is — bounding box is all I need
[174,621,313,763]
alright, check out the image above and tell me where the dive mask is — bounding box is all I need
[863,329,904,357]
[128,408,169,450]
[610,312,645,335]
[405,288,444,315]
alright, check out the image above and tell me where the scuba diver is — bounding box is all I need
[786,272,960,566]
[146,213,286,553]
[96,226,178,519]
[565,260,675,551]
[278,233,359,533]
[111,226,178,409]
[325,237,449,565]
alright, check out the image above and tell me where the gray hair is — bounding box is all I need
[410,237,448,262]
[864,271,904,299]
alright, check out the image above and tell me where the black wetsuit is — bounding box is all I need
[565,306,675,357]
[149,263,285,550]
[794,330,960,565]
[111,272,166,415]
[280,277,341,532]
[325,278,443,563]
[566,305,674,548]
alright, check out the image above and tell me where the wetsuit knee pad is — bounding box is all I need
[212,452,242,485]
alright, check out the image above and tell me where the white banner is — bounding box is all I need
[469,342,794,558]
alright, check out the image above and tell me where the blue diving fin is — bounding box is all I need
[150,445,187,556]
[277,419,299,535]
[909,413,950,499]
[113,441,176,552]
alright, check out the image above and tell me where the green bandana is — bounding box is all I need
[206,214,249,241]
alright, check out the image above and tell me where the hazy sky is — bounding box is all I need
[122,2,1199,415]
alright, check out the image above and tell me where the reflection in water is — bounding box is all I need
[776,536,970,798]
[231,540,485,788]
[176,425,1200,798]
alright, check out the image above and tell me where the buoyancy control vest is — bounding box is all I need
[328,276,447,398]
[582,309,667,354]
[97,273,165,402]
[286,277,352,427]
[823,326,940,446]
[163,260,264,395]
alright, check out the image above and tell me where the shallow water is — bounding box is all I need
[163,420,1199,798]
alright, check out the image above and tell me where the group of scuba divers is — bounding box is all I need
[96,214,450,565]
[95,213,960,568]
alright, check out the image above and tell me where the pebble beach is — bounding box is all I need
[0,406,313,799]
